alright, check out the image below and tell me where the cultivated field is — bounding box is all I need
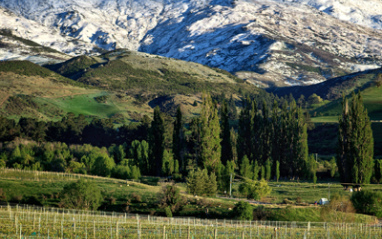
[0,205,381,238]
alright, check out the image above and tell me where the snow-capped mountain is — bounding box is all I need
[1,0,382,87]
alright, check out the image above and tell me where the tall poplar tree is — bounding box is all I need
[149,106,165,176]
[337,93,374,189]
[220,101,232,165]
[200,93,221,173]
[173,106,185,172]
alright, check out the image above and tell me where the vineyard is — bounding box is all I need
[0,205,381,238]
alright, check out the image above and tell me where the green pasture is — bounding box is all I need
[35,92,128,119]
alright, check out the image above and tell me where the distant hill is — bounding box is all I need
[269,68,382,101]
[0,52,263,122]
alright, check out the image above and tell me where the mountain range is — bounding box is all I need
[1,0,382,87]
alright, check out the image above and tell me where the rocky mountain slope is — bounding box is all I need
[0,0,381,87]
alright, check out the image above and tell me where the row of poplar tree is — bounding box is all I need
[149,92,314,195]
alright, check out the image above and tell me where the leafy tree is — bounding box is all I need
[376,73,382,88]
[375,159,382,183]
[337,93,374,189]
[329,157,337,178]
[130,165,141,180]
[162,150,175,177]
[276,161,280,182]
[186,168,215,196]
[59,179,103,210]
[199,93,221,173]
[229,128,238,164]
[239,155,252,179]
[92,155,115,177]
[260,166,265,180]
[252,160,260,180]
[112,164,131,179]
[208,172,218,197]
[351,190,382,217]
[129,140,149,174]
[67,160,86,174]
[239,179,272,200]
[265,158,272,181]
[307,93,322,105]
[232,201,253,220]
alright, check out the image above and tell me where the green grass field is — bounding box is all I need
[312,85,382,121]
[36,93,126,119]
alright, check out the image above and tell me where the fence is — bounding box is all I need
[0,204,381,238]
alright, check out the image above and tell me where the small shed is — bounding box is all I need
[319,198,329,205]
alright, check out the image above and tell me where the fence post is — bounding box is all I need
[214,228,218,239]
[163,226,166,239]
[187,226,190,239]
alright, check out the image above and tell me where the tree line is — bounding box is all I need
[0,91,378,194]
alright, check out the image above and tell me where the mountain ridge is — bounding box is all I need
[1,0,382,87]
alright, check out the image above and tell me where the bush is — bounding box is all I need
[165,206,173,217]
[351,190,382,218]
[233,201,253,220]
[253,205,269,220]
[59,179,103,210]
[239,179,272,200]
[0,188,6,202]
[321,194,355,222]
[158,184,185,214]
[131,193,142,203]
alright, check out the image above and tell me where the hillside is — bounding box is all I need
[1,0,381,87]
[269,68,382,101]
[0,60,152,122]
[0,53,260,121]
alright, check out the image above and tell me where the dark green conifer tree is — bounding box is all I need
[173,106,185,172]
[220,101,232,165]
[149,106,165,176]
[338,93,374,189]
[199,93,221,173]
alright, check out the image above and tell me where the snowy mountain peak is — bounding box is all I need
[1,0,382,87]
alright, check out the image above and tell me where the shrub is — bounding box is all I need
[158,184,185,213]
[11,195,23,203]
[0,188,6,202]
[351,190,382,218]
[59,179,103,210]
[321,194,355,222]
[233,201,253,220]
[239,179,272,200]
[253,205,269,220]
[165,206,173,217]
[131,193,142,203]
[22,196,42,206]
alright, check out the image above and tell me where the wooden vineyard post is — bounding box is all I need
[214,228,218,239]
[116,222,119,239]
[93,220,96,239]
[242,230,245,239]
[163,226,166,239]
[137,214,141,239]
[187,226,190,239]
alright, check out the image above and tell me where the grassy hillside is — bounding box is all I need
[48,50,257,96]
[312,84,382,121]
[0,61,152,122]
[269,68,382,101]
[0,51,264,121]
